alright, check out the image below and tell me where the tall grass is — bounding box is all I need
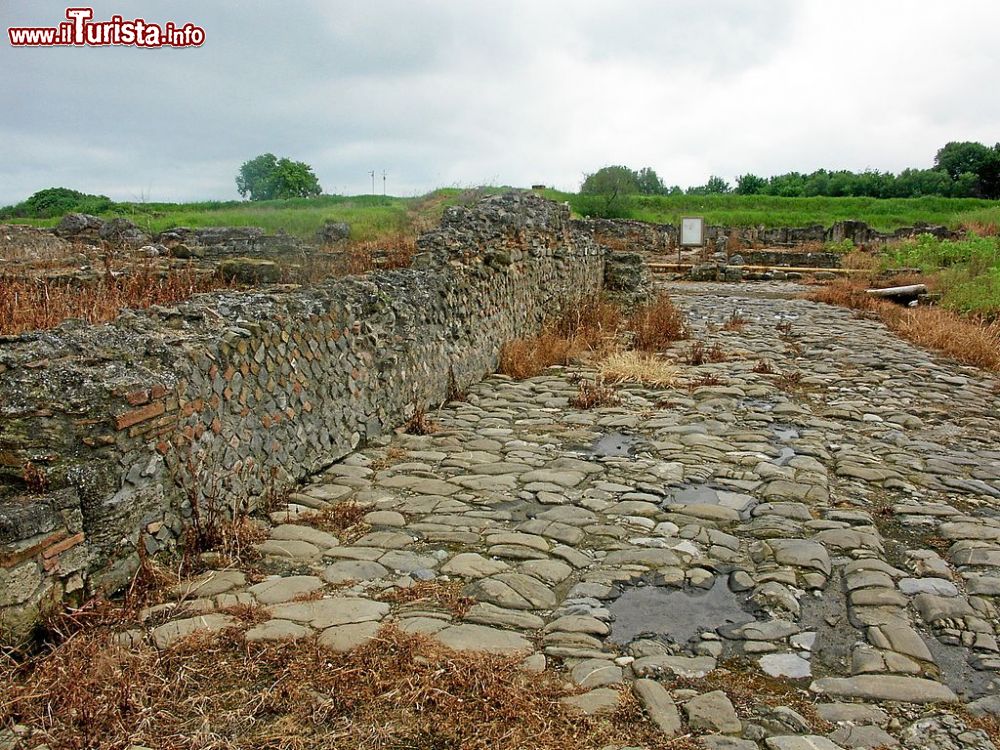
[808,277,1000,371]
[0,264,233,335]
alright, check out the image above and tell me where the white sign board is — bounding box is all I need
[680,217,705,247]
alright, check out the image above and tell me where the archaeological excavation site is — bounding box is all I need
[2,191,1000,750]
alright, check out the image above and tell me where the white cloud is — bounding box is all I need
[1,0,997,204]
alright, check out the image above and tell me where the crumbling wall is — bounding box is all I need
[0,193,606,643]
[583,217,959,253]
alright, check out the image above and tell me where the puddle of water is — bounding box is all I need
[609,579,755,646]
[773,425,799,441]
[587,432,646,458]
[772,424,799,466]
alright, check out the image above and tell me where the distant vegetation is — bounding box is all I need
[545,190,998,233]
[886,233,1000,317]
[580,142,1000,209]
[235,153,322,201]
[0,187,114,219]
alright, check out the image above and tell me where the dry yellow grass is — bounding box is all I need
[1,624,674,750]
[628,292,688,351]
[569,377,621,408]
[809,278,1000,371]
[498,291,689,379]
[598,351,678,387]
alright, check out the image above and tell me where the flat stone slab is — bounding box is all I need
[255,539,321,560]
[433,623,532,654]
[560,688,621,715]
[684,690,741,734]
[169,570,246,600]
[570,658,622,688]
[759,652,811,679]
[633,678,681,737]
[322,560,389,584]
[151,614,237,649]
[269,597,390,629]
[809,676,958,704]
[318,621,382,652]
[244,619,312,642]
[248,575,324,604]
[269,524,340,549]
[898,577,959,597]
[765,737,844,750]
[440,552,509,578]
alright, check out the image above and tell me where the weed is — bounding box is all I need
[752,359,775,374]
[0,624,669,750]
[21,461,48,493]
[300,501,368,536]
[498,295,624,378]
[689,373,726,390]
[809,278,1000,371]
[628,292,688,351]
[598,351,678,387]
[776,371,805,390]
[721,312,748,332]
[446,367,467,403]
[685,341,727,365]
[569,377,620,408]
[0,262,234,335]
[403,405,438,435]
[376,580,475,618]
[775,321,794,336]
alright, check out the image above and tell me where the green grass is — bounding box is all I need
[884,233,1000,317]
[6,187,999,241]
[9,194,422,242]
[539,190,998,233]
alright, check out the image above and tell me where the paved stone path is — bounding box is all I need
[134,282,1000,749]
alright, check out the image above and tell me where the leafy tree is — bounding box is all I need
[0,187,114,219]
[636,167,667,195]
[934,141,994,180]
[735,173,766,195]
[704,175,731,194]
[236,153,322,200]
[580,165,641,214]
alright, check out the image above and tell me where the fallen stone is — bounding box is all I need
[684,690,741,734]
[632,678,681,738]
[809,675,957,704]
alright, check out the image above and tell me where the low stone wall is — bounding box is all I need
[738,250,842,268]
[585,217,959,251]
[0,193,608,643]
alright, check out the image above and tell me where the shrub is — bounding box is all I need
[627,292,688,351]
[569,378,620,408]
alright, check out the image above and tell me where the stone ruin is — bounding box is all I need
[0,192,648,642]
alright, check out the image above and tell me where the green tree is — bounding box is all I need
[636,167,667,195]
[236,153,322,200]
[704,175,731,194]
[580,165,641,214]
[934,141,994,180]
[0,187,114,219]
[735,173,766,195]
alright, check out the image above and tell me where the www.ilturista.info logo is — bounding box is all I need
[8,7,205,48]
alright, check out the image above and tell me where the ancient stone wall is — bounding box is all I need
[0,193,606,642]
[585,217,959,252]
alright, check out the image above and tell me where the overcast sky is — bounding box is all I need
[2,0,998,205]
